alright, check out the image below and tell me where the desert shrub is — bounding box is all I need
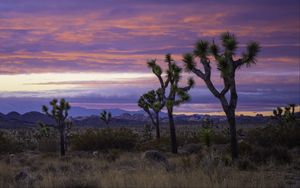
[238,141,253,156]
[136,136,171,152]
[103,149,121,162]
[247,120,300,148]
[180,155,193,171]
[35,125,59,152]
[0,131,23,153]
[176,129,200,145]
[249,146,292,164]
[213,132,230,145]
[70,128,139,151]
[269,146,292,164]
[220,154,232,166]
[142,124,153,141]
[38,137,59,152]
[247,105,300,149]
[237,157,256,170]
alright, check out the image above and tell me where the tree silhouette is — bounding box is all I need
[42,98,71,156]
[138,89,164,139]
[100,110,112,127]
[147,54,194,153]
[183,32,260,160]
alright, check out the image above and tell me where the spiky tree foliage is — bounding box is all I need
[183,32,260,160]
[273,104,296,123]
[138,89,164,139]
[147,54,194,153]
[100,110,112,127]
[42,98,71,156]
[37,122,50,138]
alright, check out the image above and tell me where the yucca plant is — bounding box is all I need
[199,128,214,147]
[183,32,260,160]
[37,122,51,138]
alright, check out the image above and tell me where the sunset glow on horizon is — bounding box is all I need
[0,0,299,115]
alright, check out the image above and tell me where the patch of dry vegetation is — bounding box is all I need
[0,112,299,187]
[0,150,298,188]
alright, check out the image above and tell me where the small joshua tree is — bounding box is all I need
[100,110,112,127]
[37,122,50,138]
[147,54,194,153]
[138,89,164,139]
[273,104,296,124]
[42,98,71,156]
[183,32,260,160]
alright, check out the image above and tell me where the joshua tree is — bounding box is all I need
[42,98,71,156]
[100,110,112,127]
[183,32,260,160]
[147,54,194,153]
[138,89,164,139]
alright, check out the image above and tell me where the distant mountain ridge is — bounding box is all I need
[0,105,144,117]
[0,110,275,128]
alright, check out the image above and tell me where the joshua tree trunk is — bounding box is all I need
[60,123,66,156]
[155,112,160,139]
[168,108,178,154]
[219,78,239,160]
[225,108,238,160]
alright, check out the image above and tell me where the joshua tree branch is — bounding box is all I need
[234,59,243,69]
[164,77,170,88]
[220,77,231,96]
[191,67,205,79]
[157,75,165,89]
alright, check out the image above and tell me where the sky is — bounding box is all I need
[0,0,299,115]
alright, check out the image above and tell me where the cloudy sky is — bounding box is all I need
[0,0,299,115]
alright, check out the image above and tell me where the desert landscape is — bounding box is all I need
[0,0,299,188]
[1,105,299,187]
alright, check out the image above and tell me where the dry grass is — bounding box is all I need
[0,151,296,188]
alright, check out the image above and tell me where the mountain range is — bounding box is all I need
[0,109,272,129]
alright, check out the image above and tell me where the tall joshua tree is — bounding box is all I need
[100,110,112,127]
[138,89,164,139]
[183,32,260,160]
[42,98,71,156]
[148,54,194,153]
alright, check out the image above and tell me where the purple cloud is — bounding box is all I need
[0,0,299,114]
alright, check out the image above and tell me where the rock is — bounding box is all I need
[179,143,202,154]
[142,150,169,171]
